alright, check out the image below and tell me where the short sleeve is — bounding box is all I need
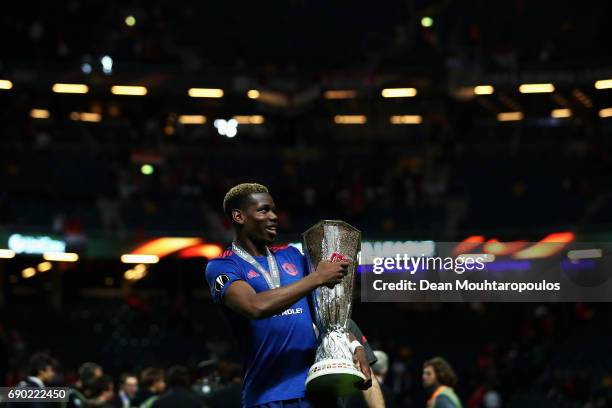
[205,257,244,304]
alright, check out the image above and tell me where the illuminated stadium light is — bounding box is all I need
[111,85,148,96]
[421,16,434,27]
[178,115,206,125]
[22,267,36,279]
[551,108,572,118]
[125,15,136,26]
[52,83,89,94]
[567,249,603,261]
[381,88,417,98]
[121,254,159,264]
[599,108,612,118]
[37,262,53,272]
[474,85,494,95]
[594,79,612,90]
[0,249,16,259]
[233,115,265,125]
[141,164,154,175]
[324,90,358,99]
[390,115,423,125]
[188,88,224,98]
[101,55,113,75]
[214,119,238,137]
[30,109,50,119]
[9,234,66,254]
[0,79,13,90]
[70,112,102,122]
[124,264,148,281]
[247,89,260,99]
[518,83,555,93]
[334,115,367,124]
[43,252,79,262]
[497,112,523,121]
[81,63,92,74]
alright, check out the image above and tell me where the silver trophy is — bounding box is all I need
[303,220,365,396]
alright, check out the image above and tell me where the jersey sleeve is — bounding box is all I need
[205,257,243,304]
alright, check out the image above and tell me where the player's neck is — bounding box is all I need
[235,236,267,257]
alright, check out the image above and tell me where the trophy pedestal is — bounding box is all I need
[306,359,366,396]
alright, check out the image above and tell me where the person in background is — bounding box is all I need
[89,375,115,407]
[113,373,138,408]
[131,368,166,408]
[67,362,104,408]
[422,357,462,408]
[152,365,202,408]
[371,350,397,408]
[11,353,57,408]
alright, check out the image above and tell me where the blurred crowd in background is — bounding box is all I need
[2,299,611,407]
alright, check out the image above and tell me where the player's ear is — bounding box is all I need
[232,209,246,225]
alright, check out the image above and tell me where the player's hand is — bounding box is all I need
[313,260,349,288]
[353,347,372,390]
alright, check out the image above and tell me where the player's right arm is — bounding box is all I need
[206,258,349,320]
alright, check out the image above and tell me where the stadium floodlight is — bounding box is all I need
[381,88,417,98]
[101,55,113,75]
[474,85,494,95]
[111,85,147,96]
[141,164,154,175]
[121,254,159,264]
[594,79,612,90]
[188,88,224,98]
[0,249,16,258]
[390,115,423,124]
[43,252,79,262]
[247,89,260,99]
[37,262,53,272]
[518,83,555,93]
[600,108,612,118]
[125,15,136,26]
[324,90,358,99]
[497,112,523,121]
[22,267,36,279]
[214,119,238,137]
[52,83,89,94]
[334,115,367,124]
[0,79,13,90]
[70,112,102,122]
[551,109,571,118]
[30,109,50,119]
[421,16,433,27]
[233,115,264,124]
[178,115,206,125]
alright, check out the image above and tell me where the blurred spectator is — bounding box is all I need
[113,373,138,408]
[67,362,104,408]
[131,368,166,407]
[151,365,201,408]
[89,375,115,407]
[423,357,462,408]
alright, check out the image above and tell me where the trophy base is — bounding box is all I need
[305,359,366,396]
